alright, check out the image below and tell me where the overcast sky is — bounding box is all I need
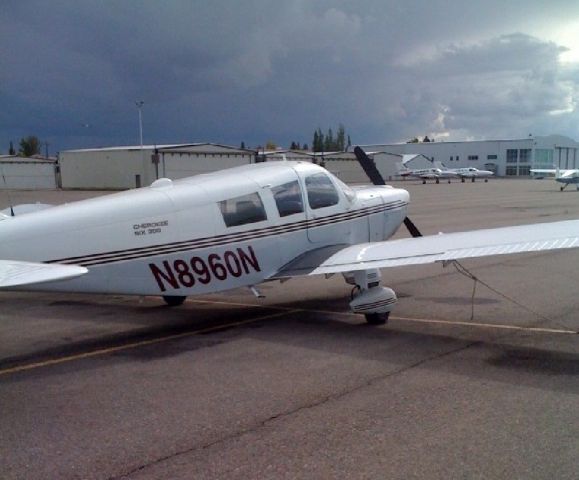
[1,0,578,154]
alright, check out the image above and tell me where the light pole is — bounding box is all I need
[135,101,145,187]
[135,100,144,148]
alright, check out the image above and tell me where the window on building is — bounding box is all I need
[518,165,531,176]
[519,149,531,163]
[534,149,553,166]
[272,180,303,217]
[505,166,518,176]
[506,149,518,163]
[468,155,478,161]
[219,192,267,227]
[305,173,339,209]
[487,154,497,160]
[456,156,459,161]
[450,156,453,161]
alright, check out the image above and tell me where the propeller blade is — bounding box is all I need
[353,146,386,186]
[403,217,422,238]
[354,146,423,238]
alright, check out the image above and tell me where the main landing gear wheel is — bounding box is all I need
[435,178,440,184]
[163,295,187,306]
[365,312,390,325]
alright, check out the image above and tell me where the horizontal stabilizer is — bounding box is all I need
[0,260,88,288]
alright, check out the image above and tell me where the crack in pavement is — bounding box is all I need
[110,339,480,479]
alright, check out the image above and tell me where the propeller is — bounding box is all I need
[353,146,422,238]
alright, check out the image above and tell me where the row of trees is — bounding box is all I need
[7,136,42,157]
[312,125,351,152]
[242,125,352,152]
[407,135,432,143]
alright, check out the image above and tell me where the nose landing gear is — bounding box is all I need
[344,269,396,325]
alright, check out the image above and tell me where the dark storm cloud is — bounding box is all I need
[1,0,578,153]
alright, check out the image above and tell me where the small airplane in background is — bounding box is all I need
[397,165,457,184]
[434,162,494,182]
[1,146,579,325]
[530,166,579,191]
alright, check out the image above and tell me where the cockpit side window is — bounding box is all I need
[305,173,340,209]
[219,192,267,227]
[272,180,304,217]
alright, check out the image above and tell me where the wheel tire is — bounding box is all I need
[365,312,390,325]
[436,178,440,184]
[422,180,426,184]
[163,295,187,306]
[485,178,488,183]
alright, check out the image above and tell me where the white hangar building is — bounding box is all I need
[59,143,257,189]
[59,143,429,190]
[0,155,58,189]
[359,135,579,177]
[261,150,431,183]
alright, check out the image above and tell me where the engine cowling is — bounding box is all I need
[349,286,397,315]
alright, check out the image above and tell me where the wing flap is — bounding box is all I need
[302,219,579,275]
[0,260,88,288]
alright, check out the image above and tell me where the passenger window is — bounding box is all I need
[305,173,339,209]
[219,192,267,227]
[272,180,304,217]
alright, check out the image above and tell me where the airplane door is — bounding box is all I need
[303,172,352,244]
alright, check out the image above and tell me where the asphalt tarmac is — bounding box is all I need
[1,178,578,480]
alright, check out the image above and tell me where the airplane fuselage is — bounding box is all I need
[0,162,409,297]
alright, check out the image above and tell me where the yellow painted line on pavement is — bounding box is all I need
[390,315,577,335]
[190,298,578,335]
[187,300,577,335]
[0,310,295,377]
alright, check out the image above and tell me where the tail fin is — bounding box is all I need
[433,161,447,170]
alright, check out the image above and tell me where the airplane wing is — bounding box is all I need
[530,169,575,175]
[275,219,579,277]
[0,260,88,288]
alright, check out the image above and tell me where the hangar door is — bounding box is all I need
[0,161,57,189]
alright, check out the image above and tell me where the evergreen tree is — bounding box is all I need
[324,128,334,151]
[8,141,15,155]
[423,135,431,142]
[347,135,352,149]
[19,136,41,157]
[240,141,246,149]
[336,124,346,151]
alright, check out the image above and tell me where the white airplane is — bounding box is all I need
[397,165,457,184]
[530,166,579,191]
[434,163,494,182]
[1,146,579,325]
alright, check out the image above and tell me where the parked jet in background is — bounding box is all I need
[434,163,494,182]
[530,167,579,191]
[397,164,457,184]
